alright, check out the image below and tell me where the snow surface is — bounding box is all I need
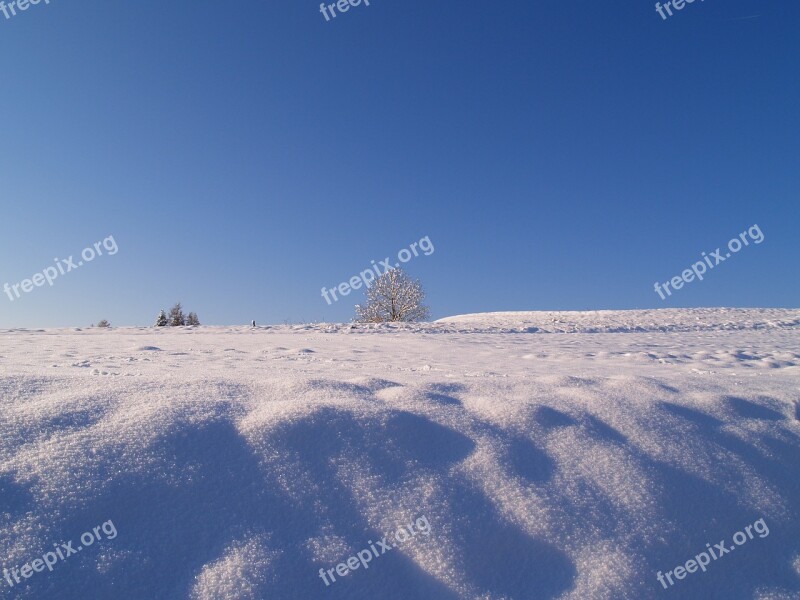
[0,308,799,599]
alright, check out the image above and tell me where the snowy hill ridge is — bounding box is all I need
[2,308,798,335]
[297,307,800,334]
[434,307,800,333]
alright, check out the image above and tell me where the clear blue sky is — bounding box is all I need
[1,0,797,327]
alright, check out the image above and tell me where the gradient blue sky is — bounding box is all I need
[1,0,797,327]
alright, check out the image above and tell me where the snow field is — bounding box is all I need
[0,309,798,599]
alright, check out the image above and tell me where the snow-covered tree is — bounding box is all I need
[168,303,186,326]
[154,310,168,327]
[97,319,111,328]
[186,312,200,326]
[354,268,430,323]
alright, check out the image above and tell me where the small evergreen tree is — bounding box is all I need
[168,303,186,326]
[154,310,168,327]
[186,312,200,326]
[97,319,111,328]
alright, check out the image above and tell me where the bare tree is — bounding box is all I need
[355,268,430,323]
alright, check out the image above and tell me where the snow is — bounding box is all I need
[0,308,798,599]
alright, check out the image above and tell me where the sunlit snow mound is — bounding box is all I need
[0,308,798,599]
